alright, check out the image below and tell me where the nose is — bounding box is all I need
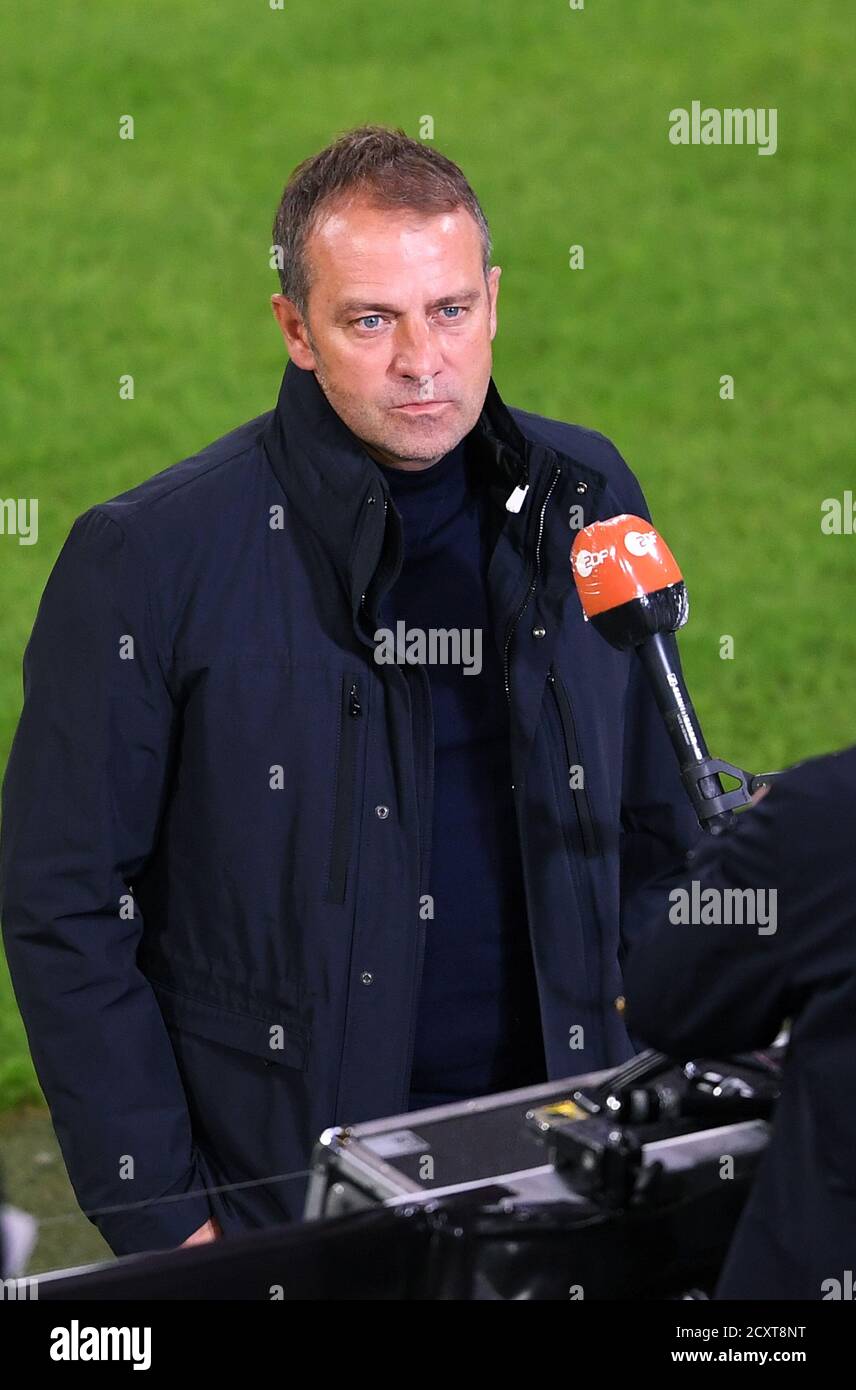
[391,315,444,383]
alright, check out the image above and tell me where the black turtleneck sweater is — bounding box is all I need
[375,436,547,1110]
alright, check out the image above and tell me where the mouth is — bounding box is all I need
[392,401,452,414]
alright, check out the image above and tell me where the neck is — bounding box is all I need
[363,442,448,473]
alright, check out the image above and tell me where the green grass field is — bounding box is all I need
[1,0,854,1127]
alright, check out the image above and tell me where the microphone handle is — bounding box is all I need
[636,632,735,834]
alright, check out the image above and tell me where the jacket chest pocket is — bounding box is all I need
[326,672,366,904]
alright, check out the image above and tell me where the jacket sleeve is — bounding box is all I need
[0,507,213,1255]
[606,458,703,971]
[622,754,840,1058]
[622,799,791,1057]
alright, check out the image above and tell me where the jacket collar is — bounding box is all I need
[262,359,533,529]
[260,359,606,636]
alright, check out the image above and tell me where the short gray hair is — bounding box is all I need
[271,124,493,318]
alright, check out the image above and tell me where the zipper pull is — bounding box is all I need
[348,683,362,717]
[506,483,529,513]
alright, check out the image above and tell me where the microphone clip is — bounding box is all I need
[681,759,782,834]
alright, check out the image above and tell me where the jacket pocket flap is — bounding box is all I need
[152,981,309,1071]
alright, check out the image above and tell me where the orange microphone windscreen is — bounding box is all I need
[571,514,684,619]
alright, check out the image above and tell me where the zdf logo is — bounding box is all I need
[574,546,609,578]
[624,529,658,558]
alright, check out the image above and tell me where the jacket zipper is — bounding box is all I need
[359,493,431,1106]
[502,465,560,703]
[326,675,363,904]
[548,665,599,858]
[399,661,433,1105]
[360,495,397,634]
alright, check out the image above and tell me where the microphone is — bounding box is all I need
[570,515,774,834]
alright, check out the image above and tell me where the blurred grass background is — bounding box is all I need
[0,0,853,1264]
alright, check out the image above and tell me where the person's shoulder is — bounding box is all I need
[88,410,273,535]
[766,744,856,835]
[705,742,856,899]
[508,403,646,508]
[509,403,625,472]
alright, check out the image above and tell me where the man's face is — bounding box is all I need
[272,197,501,470]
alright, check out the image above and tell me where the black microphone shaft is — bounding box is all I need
[637,632,733,831]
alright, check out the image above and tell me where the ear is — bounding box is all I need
[270,294,316,370]
[487,266,501,340]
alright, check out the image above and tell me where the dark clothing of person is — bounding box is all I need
[0,361,698,1254]
[624,745,856,1300]
[374,441,546,1107]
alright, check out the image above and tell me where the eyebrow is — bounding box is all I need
[337,289,482,316]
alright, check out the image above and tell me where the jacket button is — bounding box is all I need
[531,626,546,639]
[361,971,373,985]
[576,481,588,494]
[614,995,626,1014]
[375,804,389,819]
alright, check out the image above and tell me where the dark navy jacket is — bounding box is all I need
[624,746,856,1300]
[0,360,699,1255]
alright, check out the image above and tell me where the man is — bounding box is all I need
[623,746,856,1299]
[0,125,698,1257]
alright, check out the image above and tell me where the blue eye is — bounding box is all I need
[354,307,466,330]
